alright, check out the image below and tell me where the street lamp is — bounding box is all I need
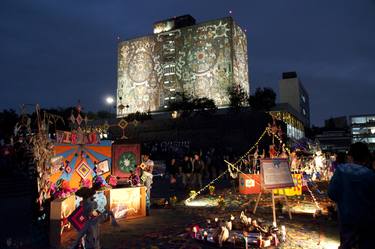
[106,96,114,105]
[105,96,115,117]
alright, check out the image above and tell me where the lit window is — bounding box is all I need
[352,117,366,124]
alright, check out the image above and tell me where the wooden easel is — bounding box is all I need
[252,188,292,226]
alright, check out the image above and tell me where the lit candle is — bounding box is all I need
[193,226,198,239]
[203,231,208,241]
[281,225,286,242]
[243,231,248,249]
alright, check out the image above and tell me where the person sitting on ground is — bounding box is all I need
[328,142,375,249]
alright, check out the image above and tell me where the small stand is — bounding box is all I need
[252,189,292,226]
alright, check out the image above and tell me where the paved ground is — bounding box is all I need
[0,175,340,249]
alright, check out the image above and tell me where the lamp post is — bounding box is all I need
[105,96,115,117]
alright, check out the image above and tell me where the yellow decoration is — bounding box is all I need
[273,174,303,196]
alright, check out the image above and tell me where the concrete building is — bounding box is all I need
[350,114,375,152]
[116,15,249,117]
[316,116,351,152]
[279,72,310,126]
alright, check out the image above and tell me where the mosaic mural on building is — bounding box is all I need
[117,36,162,116]
[117,17,249,116]
[176,18,233,106]
[233,22,249,94]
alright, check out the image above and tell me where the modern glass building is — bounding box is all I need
[350,114,375,151]
[116,15,249,117]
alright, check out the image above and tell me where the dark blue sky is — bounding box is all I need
[1,0,374,125]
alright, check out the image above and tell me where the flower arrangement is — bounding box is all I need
[107,175,118,187]
[80,178,92,188]
[189,190,197,200]
[92,176,107,191]
[217,195,225,207]
[209,185,215,195]
[50,180,76,199]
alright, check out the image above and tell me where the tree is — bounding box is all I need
[168,92,217,117]
[227,84,248,111]
[248,87,276,111]
[0,109,19,142]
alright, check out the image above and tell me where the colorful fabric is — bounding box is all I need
[76,161,92,179]
[68,206,88,231]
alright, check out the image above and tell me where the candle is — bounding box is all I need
[243,231,248,249]
[193,226,198,238]
[281,225,286,242]
[203,231,208,241]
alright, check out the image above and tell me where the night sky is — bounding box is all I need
[1,0,374,126]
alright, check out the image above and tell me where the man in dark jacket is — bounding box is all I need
[181,155,193,189]
[328,142,375,249]
[192,153,205,189]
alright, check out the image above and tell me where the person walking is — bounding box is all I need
[328,142,375,249]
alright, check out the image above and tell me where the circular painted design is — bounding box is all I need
[118,152,136,173]
[187,43,218,74]
[127,51,154,83]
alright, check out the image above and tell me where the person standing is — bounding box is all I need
[192,153,205,189]
[328,142,375,249]
[141,153,154,215]
[167,157,178,189]
[181,155,193,189]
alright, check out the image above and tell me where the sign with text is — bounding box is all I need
[260,158,294,189]
[56,130,100,145]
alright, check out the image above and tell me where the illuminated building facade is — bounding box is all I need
[350,114,375,151]
[117,15,249,117]
[269,103,305,140]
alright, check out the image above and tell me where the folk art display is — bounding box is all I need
[111,143,141,179]
[50,141,112,189]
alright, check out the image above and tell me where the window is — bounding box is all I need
[301,95,306,103]
[351,117,366,124]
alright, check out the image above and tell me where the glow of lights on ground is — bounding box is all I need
[185,198,219,207]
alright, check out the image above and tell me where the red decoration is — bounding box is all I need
[68,206,88,231]
[111,143,141,179]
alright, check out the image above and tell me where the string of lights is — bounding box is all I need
[185,125,322,212]
[185,128,269,203]
[305,181,322,211]
[273,131,322,210]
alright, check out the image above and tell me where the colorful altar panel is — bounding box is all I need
[51,140,112,189]
[111,143,141,179]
